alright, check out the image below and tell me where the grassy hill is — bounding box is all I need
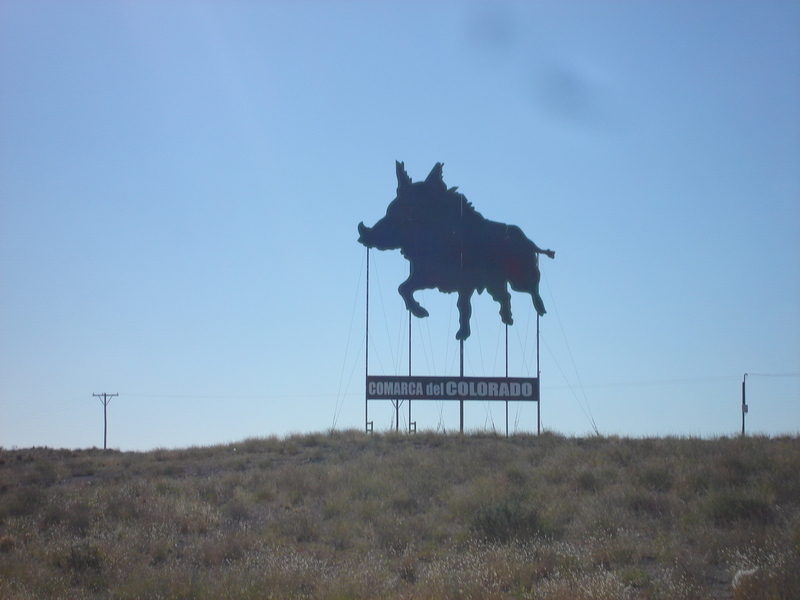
[1,431,798,600]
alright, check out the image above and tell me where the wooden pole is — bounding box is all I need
[741,373,748,436]
[93,393,118,450]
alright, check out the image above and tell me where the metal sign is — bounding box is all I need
[358,162,552,433]
[367,376,539,402]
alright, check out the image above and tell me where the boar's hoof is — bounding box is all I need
[409,305,429,319]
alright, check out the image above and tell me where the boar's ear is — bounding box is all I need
[396,161,412,193]
[425,163,446,191]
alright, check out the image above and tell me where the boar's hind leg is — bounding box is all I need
[532,292,546,317]
[488,283,513,326]
[398,277,429,318]
[531,267,546,316]
[509,260,547,317]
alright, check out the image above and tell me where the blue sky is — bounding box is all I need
[1,1,798,450]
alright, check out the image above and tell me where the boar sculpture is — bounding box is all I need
[358,162,554,340]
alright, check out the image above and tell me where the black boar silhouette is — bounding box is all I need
[358,162,555,340]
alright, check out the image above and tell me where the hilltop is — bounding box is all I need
[1,431,798,599]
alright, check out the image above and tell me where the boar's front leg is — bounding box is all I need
[455,288,474,341]
[398,271,429,319]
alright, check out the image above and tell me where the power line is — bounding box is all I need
[745,373,800,378]
[541,273,598,435]
[332,249,367,429]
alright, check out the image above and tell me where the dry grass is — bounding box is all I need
[1,431,798,599]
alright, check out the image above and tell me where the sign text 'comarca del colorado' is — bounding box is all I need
[366,376,539,402]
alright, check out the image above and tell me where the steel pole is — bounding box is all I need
[459,339,464,433]
[505,324,509,437]
[537,313,541,435]
[408,310,412,432]
[365,250,370,432]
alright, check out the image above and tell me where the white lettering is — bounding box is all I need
[370,378,535,399]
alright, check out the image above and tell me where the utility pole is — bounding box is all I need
[741,374,748,436]
[93,393,118,449]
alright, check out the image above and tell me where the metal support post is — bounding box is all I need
[537,313,541,435]
[365,249,370,433]
[408,310,414,433]
[505,324,509,437]
[459,339,464,433]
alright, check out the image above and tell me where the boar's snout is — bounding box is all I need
[357,222,371,245]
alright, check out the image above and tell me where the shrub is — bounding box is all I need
[619,566,651,590]
[624,490,673,519]
[575,469,599,492]
[52,541,106,591]
[222,496,252,524]
[706,492,773,526]
[636,465,673,493]
[471,498,546,543]
[1,485,44,518]
[53,500,93,535]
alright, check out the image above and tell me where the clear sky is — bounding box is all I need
[1,1,798,451]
